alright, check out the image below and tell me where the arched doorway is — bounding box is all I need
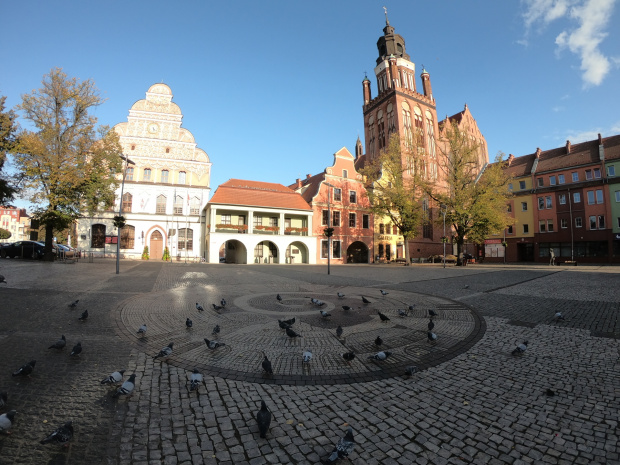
[286,241,309,264]
[220,240,247,264]
[254,241,279,264]
[346,241,369,263]
[150,230,164,259]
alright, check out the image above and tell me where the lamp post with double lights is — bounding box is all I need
[441,204,447,269]
[324,182,336,275]
[115,154,135,275]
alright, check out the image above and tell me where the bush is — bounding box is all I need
[162,246,170,261]
[141,246,149,260]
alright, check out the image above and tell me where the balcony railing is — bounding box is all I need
[209,225,308,236]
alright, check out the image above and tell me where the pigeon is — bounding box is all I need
[48,335,66,350]
[361,296,371,304]
[404,366,418,377]
[337,292,345,299]
[324,426,356,463]
[320,310,331,318]
[512,340,528,355]
[69,342,82,356]
[189,369,203,392]
[278,320,291,330]
[408,304,416,311]
[428,309,437,318]
[398,309,408,317]
[40,421,73,446]
[283,317,296,326]
[196,302,204,312]
[554,312,565,321]
[101,370,126,385]
[262,356,273,375]
[428,331,438,342]
[256,400,272,438]
[342,305,352,311]
[380,290,389,296]
[311,298,325,307]
[212,303,223,311]
[137,324,147,335]
[378,311,390,322]
[286,327,301,338]
[276,294,283,303]
[428,320,435,331]
[78,309,88,321]
[212,324,221,336]
[375,336,383,346]
[368,351,392,361]
[220,298,227,308]
[342,351,355,364]
[0,391,7,409]
[336,325,343,338]
[68,300,79,308]
[12,360,36,377]
[186,318,193,328]
[0,274,6,284]
[154,342,174,359]
[112,374,136,398]
[463,285,470,289]
[0,410,17,435]
[204,338,225,350]
[303,348,312,363]
[546,388,556,397]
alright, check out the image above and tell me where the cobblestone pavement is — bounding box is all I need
[0,259,619,464]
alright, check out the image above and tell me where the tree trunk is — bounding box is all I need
[403,238,410,266]
[43,220,55,261]
[456,239,464,266]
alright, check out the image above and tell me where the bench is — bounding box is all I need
[562,260,578,266]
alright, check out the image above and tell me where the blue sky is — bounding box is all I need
[2,0,619,212]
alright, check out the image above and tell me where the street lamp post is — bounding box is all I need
[324,182,335,275]
[116,154,135,275]
[441,204,447,269]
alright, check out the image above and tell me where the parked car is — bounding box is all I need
[1,240,47,259]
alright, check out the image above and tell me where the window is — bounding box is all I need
[590,216,597,229]
[349,213,356,227]
[322,210,329,226]
[221,214,232,225]
[125,167,134,181]
[561,218,568,229]
[519,180,526,190]
[178,228,193,251]
[608,166,616,177]
[253,215,262,226]
[547,219,554,232]
[539,220,546,233]
[393,224,398,235]
[143,168,151,181]
[598,216,605,229]
[349,191,357,203]
[91,224,106,248]
[616,191,620,202]
[120,225,135,249]
[558,174,565,184]
[173,196,183,215]
[333,188,342,202]
[161,170,169,183]
[178,171,186,184]
[122,193,132,212]
[363,214,369,229]
[546,196,552,208]
[255,243,264,258]
[332,211,340,227]
[559,194,566,205]
[523,224,529,234]
[585,170,593,180]
[321,240,329,258]
[596,190,603,204]
[156,195,166,214]
[572,172,579,182]
[587,191,595,205]
[594,168,601,179]
[538,197,545,210]
[190,197,200,215]
[507,204,512,213]
[332,240,341,259]
[550,175,556,186]
[342,169,348,178]
[575,217,582,228]
[618,217,620,228]
[537,178,544,187]
[573,192,581,203]
[507,225,513,234]
[521,202,528,212]
[379,224,385,234]
[508,183,513,191]
[269,217,278,227]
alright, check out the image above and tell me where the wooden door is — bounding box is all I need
[150,230,163,259]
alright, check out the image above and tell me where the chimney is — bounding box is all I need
[306,174,311,179]
[507,154,515,166]
[598,133,602,144]
[566,140,571,154]
[535,147,542,158]
[599,133,605,161]
[296,178,302,189]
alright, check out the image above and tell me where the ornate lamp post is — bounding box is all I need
[115,154,135,275]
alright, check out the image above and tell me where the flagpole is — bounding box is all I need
[185,191,189,264]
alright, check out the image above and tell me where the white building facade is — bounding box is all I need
[76,84,212,260]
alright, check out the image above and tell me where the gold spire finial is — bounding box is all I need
[383,6,389,23]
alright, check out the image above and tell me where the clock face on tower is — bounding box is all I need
[148,123,159,134]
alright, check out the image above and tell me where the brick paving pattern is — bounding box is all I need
[0,259,618,464]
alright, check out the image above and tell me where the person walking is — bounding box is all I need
[549,249,555,266]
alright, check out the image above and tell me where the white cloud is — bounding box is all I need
[521,0,617,86]
[563,121,620,142]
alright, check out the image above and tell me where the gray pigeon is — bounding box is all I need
[68,299,79,308]
[377,311,390,322]
[186,318,193,328]
[101,370,126,385]
[196,302,204,312]
[361,296,371,304]
[282,317,296,326]
[380,290,389,296]
[0,391,7,409]
[220,298,226,308]
[256,400,272,438]
[374,336,383,346]
[12,360,36,377]
[554,312,565,321]
[212,303,223,311]
[278,319,291,330]
[262,356,273,375]
[428,320,435,331]
[368,351,392,361]
[336,325,343,338]
[342,351,355,364]
[277,294,283,303]
[204,338,225,350]
[337,292,345,299]
[404,366,418,377]
[408,304,416,311]
[512,340,528,355]
[311,298,325,307]
[0,274,6,284]
[154,342,174,359]
[78,309,88,321]
[428,331,437,342]
[342,305,352,311]
[212,324,221,335]
[320,310,331,318]
[69,342,82,356]
[137,324,147,335]
[48,335,66,350]
[324,426,356,463]
[189,369,203,392]
[302,348,312,363]
[429,309,437,318]
[40,421,73,446]
[113,374,136,398]
[286,327,301,338]
[398,309,408,317]
[0,410,17,435]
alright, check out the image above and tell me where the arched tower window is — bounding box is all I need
[174,195,184,215]
[425,110,437,180]
[156,194,167,214]
[377,110,385,150]
[386,103,395,135]
[367,115,375,158]
[190,197,200,215]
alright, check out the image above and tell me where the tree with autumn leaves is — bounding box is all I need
[11,68,123,260]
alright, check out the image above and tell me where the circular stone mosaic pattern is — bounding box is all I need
[116,288,484,385]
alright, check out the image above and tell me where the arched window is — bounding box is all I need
[386,103,395,134]
[190,196,200,215]
[402,102,412,148]
[425,110,436,160]
[414,106,424,145]
[91,224,106,248]
[174,195,184,215]
[161,170,169,183]
[178,171,186,184]
[122,192,132,213]
[377,110,385,150]
[178,228,193,251]
[120,225,135,249]
[156,194,167,214]
[367,115,375,158]
[143,168,151,181]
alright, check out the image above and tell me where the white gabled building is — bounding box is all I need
[77,83,212,260]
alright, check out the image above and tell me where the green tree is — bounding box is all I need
[12,68,122,260]
[360,133,426,265]
[0,227,11,240]
[429,124,513,264]
[0,95,19,204]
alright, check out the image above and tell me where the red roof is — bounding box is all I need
[209,179,312,210]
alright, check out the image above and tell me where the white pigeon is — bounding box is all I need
[302,348,312,363]
[189,369,203,391]
[101,370,126,385]
[0,410,16,434]
[113,374,136,398]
